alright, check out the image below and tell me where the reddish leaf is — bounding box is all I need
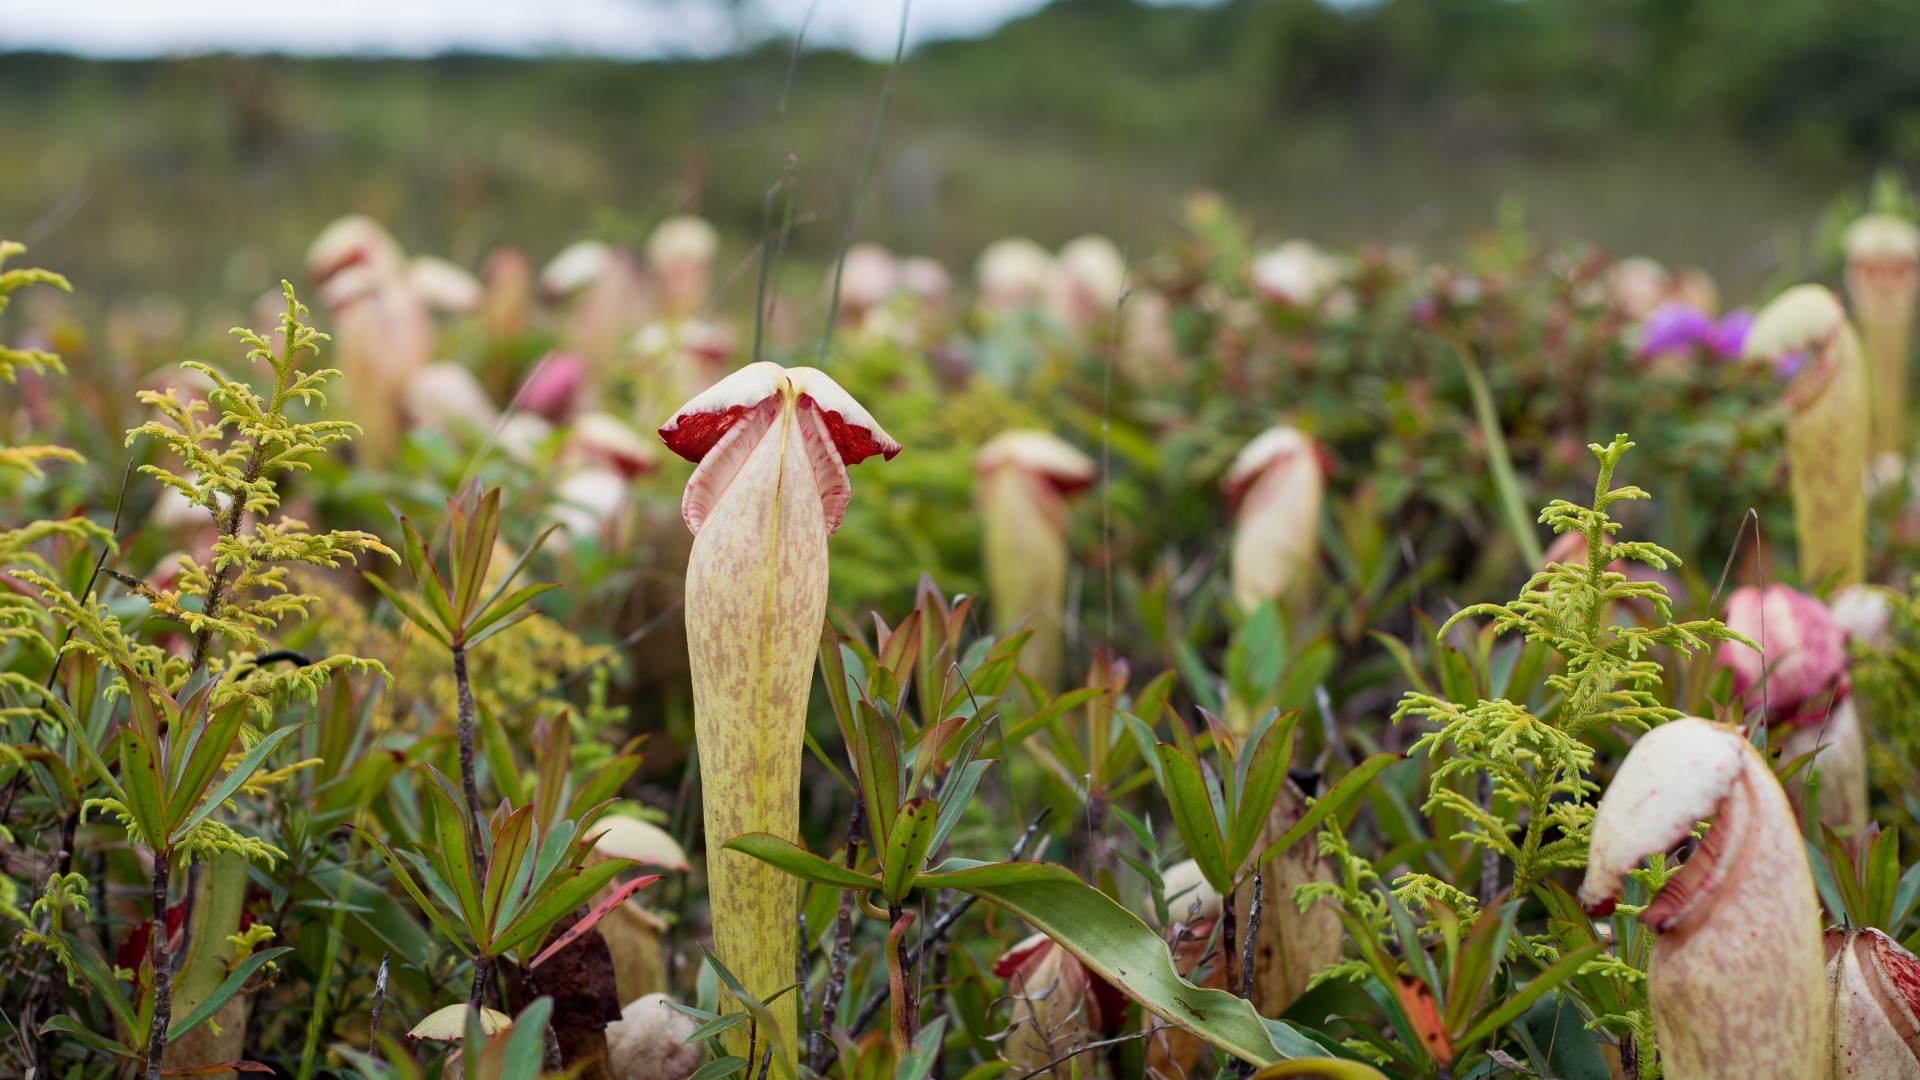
[527,874,661,969]
[1393,973,1454,1064]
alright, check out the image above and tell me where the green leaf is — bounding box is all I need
[479,702,526,806]
[168,697,244,803]
[686,1057,749,1080]
[422,774,486,935]
[1226,710,1300,872]
[58,930,138,1035]
[819,620,858,751]
[725,833,883,892]
[894,1016,948,1080]
[1253,754,1400,868]
[917,859,1288,1065]
[363,572,451,648]
[854,700,903,852]
[168,721,310,844]
[482,805,536,935]
[701,945,799,1080]
[499,995,551,1080]
[930,759,991,855]
[688,1012,751,1042]
[999,688,1104,747]
[1867,824,1901,929]
[1455,941,1605,1047]
[119,727,170,848]
[492,858,637,958]
[882,797,939,902]
[350,825,475,958]
[168,947,291,1042]
[39,1015,139,1060]
[1443,901,1520,1034]
[1156,742,1231,893]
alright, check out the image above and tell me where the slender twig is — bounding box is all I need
[368,951,390,1052]
[1220,884,1237,996]
[847,806,1052,1036]
[817,0,911,365]
[809,796,865,1073]
[1012,1029,1159,1080]
[1240,870,1261,1000]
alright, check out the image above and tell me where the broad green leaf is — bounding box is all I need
[882,797,939,902]
[915,859,1295,1065]
[168,947,291,1042]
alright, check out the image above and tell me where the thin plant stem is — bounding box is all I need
[143,850,173,1080]
[885,906,918,1061]
[809,796,863,1073]
[1220,885,1236,996]
[368,951,390,1052]
[818,0,911,365]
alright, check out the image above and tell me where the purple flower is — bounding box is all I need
[1705,309,1753,359]
[1639,302,1715,357]
[1774,349,1808,381]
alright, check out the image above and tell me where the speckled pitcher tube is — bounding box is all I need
[660,362,898,1055]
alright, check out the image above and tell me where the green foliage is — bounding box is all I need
[125,284,393,656]
[1394,436,1748,895]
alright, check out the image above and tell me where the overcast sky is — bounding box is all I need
[0,0,1097,59]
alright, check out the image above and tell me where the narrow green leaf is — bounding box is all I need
[38,1016,138,1060]
[169,722,311,845]
[493,858,637,958]
[165,700,248,832]
[1156,742,1231,893]
[725,833,885,892]
[362,572,452,647]
[1253,754,1400,868]
[930,759,991,855]
[700,945,799,1080]
[1443,901,1520,1034]
[349,825,474,958]
[57,930,138,1035]
[1867,825,1901,929]
[168,948,292,1042]
[465,582,559,642]
[1456,942,1604,1046]
[1227,710,1300,872]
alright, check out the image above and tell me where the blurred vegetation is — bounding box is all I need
[4,0,1920,315]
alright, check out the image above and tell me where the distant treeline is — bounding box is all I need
[1,0,1915,311]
